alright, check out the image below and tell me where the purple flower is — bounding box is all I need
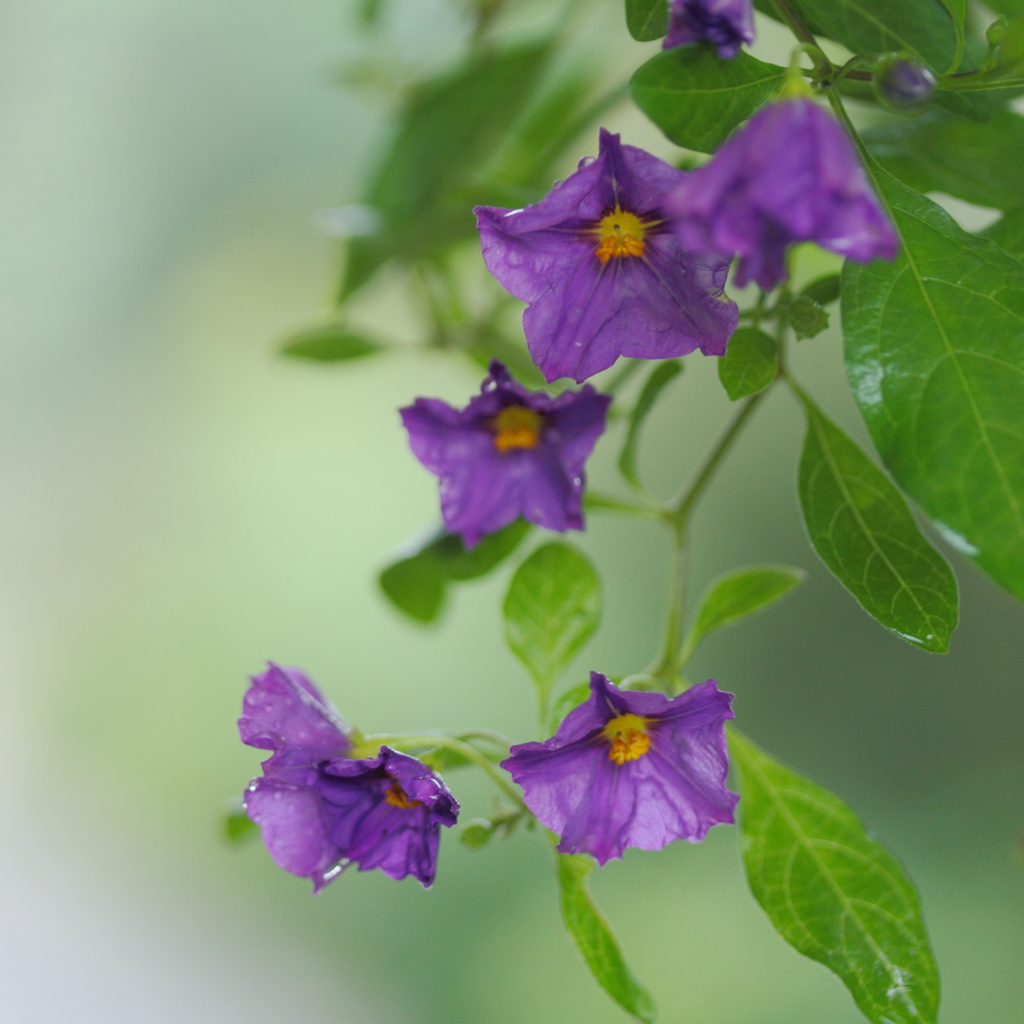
[239,663,459,890]
[667,97,899,291]
[665,0,755,59]
[475,129,738,383]
[502,672,737,864]
[400,360,610,547]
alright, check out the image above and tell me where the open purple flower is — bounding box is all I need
[475,129,738,383]
[665,0,755,59]
[239,663,459,890]
[667,97,898,291]
[400,360,610,547]
[502,672,737,864]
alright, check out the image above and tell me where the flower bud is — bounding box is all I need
[987,17,1008,47]
[872,53,936,113]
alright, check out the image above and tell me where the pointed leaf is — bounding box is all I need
[556,853,656,1023]
[842,157,1024,605]
[718,327,777,400]
[626,0,668,40]
[631,46,786,154]
[794,387,958,653]
[800,273,841,307]
[730,730,940,1024]
[619,359,683,487]
[280,326,383,362]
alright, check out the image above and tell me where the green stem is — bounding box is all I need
[646,517,689,691]
[584,490,670,522]
[770,0,817,46]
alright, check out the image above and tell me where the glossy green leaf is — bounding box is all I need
[684,564,805,656]
[800,273,841,307]
[631,46,786,153]
[718,327,777,400]
[626,0,668,40]
[982,204,1024,260]
[503,543,601,705]
[280,325,383,362]
[843,157,1024,604]
[794,386,958,652]
[619,359,683,488]
[730,730,940,1024]
[556,853,656,1023]
[863,109,1024,211]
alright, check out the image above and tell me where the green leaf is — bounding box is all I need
[730,729,940,1024]
[800,273,841,307]
[842,156,1024,605]
[379,520,531,623]
[684,564,805,657]
[459,820,495,849]
[631,45,786,153]
[280,325,383,362]
[786,295,830,340]
[863,109,1024,211]
[223,807,259,845]
[546,680,593,734]
[619,359,683,488]
[556,853,656,1023]
[794,386,958,653]
[987,0,1024,15]
[718,327,777,400]
[982,204,1024,260]
[626,0,668,40]
[503,543,601,706]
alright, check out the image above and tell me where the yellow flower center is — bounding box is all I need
[594,207,647,263]
[491,405,543,453]
[603,713,651,765]
[384,782,422,809]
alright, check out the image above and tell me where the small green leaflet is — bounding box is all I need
[619,359,682,488]
[379,520,531,623]
[786,295,829,340]
[718,328,777,400]
[682,564,805,661]
[556,853,656,1023]
[842,157,1024,606]
[503,543,601,709]
[800,273,841,307]
[280,325,383,362]
[223,808,259,845]
[794,386,958,652]
[730,730,940,1024]
[631,46,785,153]
[625,0,667,41]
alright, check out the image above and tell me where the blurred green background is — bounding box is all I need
[1,1,1022,1021]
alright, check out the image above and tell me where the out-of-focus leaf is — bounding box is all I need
[731,729,940,1024]
[224,807,259,845]
[280,325,384,362]
[843,157,1024,605]
[631,46,786,153]
[786,295,829,339]
[379,552,447,623]
[982,204,1024,259]
[433,519,532,580]
[556,853,656,1023]
[794,386,958,653]
[545,680,592,734]
[626,0,668,41]
[460,820,495,849]
[863,109,1024,211]
[800,273,841,307]
[619,359,683,488]
[503,543,601,707]
[987,0,1024,15]
[718,327,777,400]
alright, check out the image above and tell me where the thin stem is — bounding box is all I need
[770,0,817,46]
[584,490,671,522]
[646,517,689,691]
[603,357,644,394]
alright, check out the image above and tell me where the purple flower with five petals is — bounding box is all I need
[240,663,459,890]
[400,360,610,547]
[665,0,755,59]
[667,97,898,291]
[502,672,737,864]
[475,129,739,383]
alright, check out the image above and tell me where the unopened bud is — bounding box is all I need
[987,17,1008,47]
[872,53,936,113]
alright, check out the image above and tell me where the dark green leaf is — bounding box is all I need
[787,295,830,340]
[731,730,940,1024]
[718,327,777,400]
[626,0,668,41]
[379,551,447,623]
[800,273,841,307]
[556,853,656,1023]
[863,109,1024,211]
[631,45,786,153]
[546,680,593,734]
[684,564,805,656]
[794,386,958,653]
[280,325,383,362]
[503,543,601,705]
[223,808,259,845]
[619,359,683,487]
[843,157,1024,605]
[982,204,1024,259]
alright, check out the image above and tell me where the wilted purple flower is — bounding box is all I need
[667,97,899,291]
[475,129,738,383]
[240,663,459,890]
[502,672,737,864]
[400,360,610,547]
[665,0,755,59]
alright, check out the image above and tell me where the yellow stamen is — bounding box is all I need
[594,206,647,263]
[384,782,422,809]
[491,405,543,453]
[603,713,651,766]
